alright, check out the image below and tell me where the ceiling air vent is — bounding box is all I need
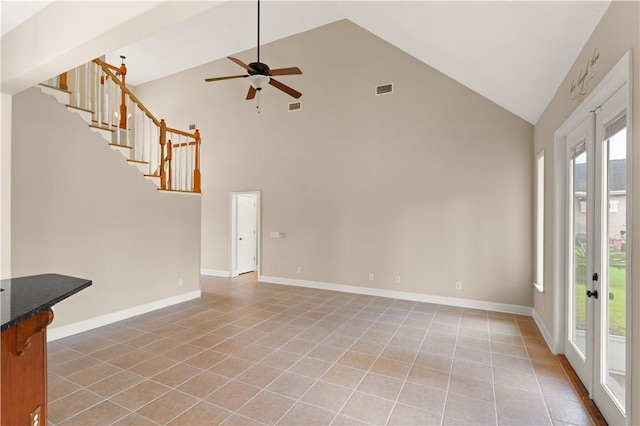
[375,83,394,96]
[288,101,302,112]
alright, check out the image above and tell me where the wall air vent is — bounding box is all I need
[189,124,196,130]
[375,83,394,96]
[288,101,302,112]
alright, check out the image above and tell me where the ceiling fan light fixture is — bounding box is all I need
[203,0,303,100]
[250,74,270,89]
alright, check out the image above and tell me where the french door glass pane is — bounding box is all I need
[603,122,626,411]
[571,146,587,357]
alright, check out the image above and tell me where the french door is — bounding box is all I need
[564,80,631,425]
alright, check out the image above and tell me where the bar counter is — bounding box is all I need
[1,273,91,425]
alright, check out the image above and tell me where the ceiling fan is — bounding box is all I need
[204,0,302,100]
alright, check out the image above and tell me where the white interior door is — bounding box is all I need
[237,194,257,274]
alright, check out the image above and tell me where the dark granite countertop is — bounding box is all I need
[1,274,92,331]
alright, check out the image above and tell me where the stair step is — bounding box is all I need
[144,175,161,188]
[38,84,70,105]
[109,143,132,159]
[89,124,113,143]
[128,159,149,174]
[66,105,93,124]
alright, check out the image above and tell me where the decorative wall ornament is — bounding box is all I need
[570,49,600,101]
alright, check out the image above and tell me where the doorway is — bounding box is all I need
[230,191,260,277]
[555,52,632,425]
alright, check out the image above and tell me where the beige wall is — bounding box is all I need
[11,88,201,329]
[136,20,534,307]
[533,0,639,421]
[1,93,11,279]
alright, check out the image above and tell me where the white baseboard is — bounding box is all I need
[259,275,533,316]
[201,269,230,277]
[47,290,201,342]
[532,308,556,353]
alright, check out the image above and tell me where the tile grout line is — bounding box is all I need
[519,320,556,424]
[228,292,381,424]
[50,278,593,426]
[381,302,437,425]
[270,294,391,425]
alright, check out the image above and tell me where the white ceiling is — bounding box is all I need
[3,1,611,124]
[0,0,53,36]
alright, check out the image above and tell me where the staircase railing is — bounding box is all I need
[44,59,201,193]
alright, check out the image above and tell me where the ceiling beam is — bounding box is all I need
[1,1,224,95]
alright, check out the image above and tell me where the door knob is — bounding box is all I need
[587,290,599,299]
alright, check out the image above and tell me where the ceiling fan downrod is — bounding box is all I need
[257,0,260,64]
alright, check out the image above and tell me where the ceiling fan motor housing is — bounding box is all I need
[248,62,270,75]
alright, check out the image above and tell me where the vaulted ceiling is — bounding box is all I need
[2,1,611,124]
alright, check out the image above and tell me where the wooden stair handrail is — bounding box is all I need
[93,58,161,127]
[165,126,198,138]
[56,58,202,193]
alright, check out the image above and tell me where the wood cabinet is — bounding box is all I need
[1,310,53,426]
[1,274,91,426]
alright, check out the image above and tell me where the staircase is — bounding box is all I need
[39,58,201,193]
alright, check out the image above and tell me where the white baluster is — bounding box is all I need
[188,139,194,191]
[177,135,182,190]
[84,63,90,110]
[179,136,183,190]
[107,79,112,132]
[95,66,101,126]
[74,66,81,107]
[170,133,175,189]
[116,84,121,146]
[125,94,130,147]
[184,141,188,192]
[149,120,155,174]
[140,114,146,164]
[152,121,158,175]
[134,107,139,161]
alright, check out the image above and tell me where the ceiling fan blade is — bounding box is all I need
[204,75,248,82]
[269,78,302,99]
[228,57,253,72]
[246,86,257,100]
[268,67,302,76]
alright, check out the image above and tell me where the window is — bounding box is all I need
[534,151,544,292]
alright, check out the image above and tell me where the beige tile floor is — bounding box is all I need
[47,273,591,425]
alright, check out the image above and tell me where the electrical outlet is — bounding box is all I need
[297,266,302,274]
[369,273,374,281]
[395,276,401,284]
[30,406,41,426]
[178,278,183,287]
[456,281,462,290]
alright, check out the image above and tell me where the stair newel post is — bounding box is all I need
[193,129,201,193]
[118,56,127,130]
[159,119,167,190]
[59,72,68,91]
[167,139,173,191]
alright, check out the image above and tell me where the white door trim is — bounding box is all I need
[229,191,261,278]
[553,50,632,352]
[553,50,632,424]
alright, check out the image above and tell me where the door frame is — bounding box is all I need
[553,50,633,421]
[229,191,261,278]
